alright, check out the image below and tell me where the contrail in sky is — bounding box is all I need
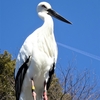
[57,42,100,61]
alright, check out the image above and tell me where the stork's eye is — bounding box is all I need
[41,5,47,9]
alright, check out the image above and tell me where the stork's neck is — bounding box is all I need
[42,14,54,34]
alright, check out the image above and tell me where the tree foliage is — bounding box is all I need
[0,51,16,100]
[47,74,72,100]
[47,74,63,99]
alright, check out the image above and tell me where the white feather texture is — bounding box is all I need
[15,1,72,99]
[15,2,58,100]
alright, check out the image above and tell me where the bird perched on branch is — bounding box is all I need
[14,1,71,100]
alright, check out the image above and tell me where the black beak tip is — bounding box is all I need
[66,20,72,25]
[68,22,72,25]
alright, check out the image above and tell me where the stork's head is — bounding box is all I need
[37,2,72,24]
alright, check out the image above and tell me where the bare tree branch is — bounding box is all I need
[57,63,100,100]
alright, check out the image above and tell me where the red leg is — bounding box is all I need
[43,81,48,100]
[31,78,36,100]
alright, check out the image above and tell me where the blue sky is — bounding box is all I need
[0,0,100,84]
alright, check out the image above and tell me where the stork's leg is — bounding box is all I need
[43,81,48,100]
[31,78,36,100]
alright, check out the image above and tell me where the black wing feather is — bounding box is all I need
[15,56,30,100]
[47,63,55,90]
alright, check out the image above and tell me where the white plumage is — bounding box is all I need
[14,2,71,100]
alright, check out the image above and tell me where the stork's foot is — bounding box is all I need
[43,91,48,100]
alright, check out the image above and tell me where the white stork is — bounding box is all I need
[14,1,71,100]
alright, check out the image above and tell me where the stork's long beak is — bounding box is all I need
[47,9,72,24]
